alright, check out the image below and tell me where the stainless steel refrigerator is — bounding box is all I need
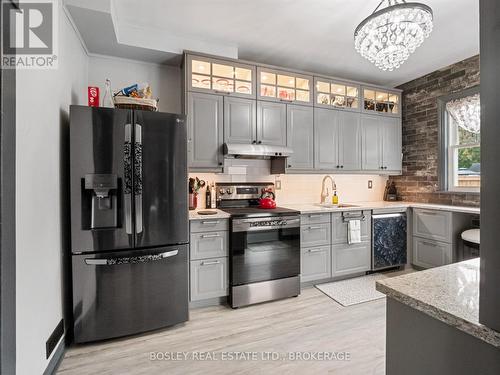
[69,105,189,343]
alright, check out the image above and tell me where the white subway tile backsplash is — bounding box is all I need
[189,171,388,209]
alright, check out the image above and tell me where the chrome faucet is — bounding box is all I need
[320,175,337,204]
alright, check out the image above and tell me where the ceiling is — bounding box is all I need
[65,0,479,87]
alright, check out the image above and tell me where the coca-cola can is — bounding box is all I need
[88,86,99,107]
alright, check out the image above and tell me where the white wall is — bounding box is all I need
[87,55,182,113]
[15,3,88,374]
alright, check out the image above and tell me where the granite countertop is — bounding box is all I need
[281,201,480,215]
[189,201,479,219]
[376,259,500,348]
[189,209,231,220]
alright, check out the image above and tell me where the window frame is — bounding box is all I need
[438,85,481,193]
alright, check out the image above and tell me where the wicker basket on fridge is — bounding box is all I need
[113,96,158,111]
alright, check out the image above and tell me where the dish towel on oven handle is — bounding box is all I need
[348,219,362,244]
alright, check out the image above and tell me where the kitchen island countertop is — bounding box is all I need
[376,258,500,348]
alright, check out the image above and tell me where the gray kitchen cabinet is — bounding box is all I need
[382,116,402,171]
[186,54,256,99]
[338,111,362,170]
[361,114,402,172]
[413,209,453,243]
[257,66,313,106]
[301,246,332,282]
[361,114,383,171]
[314,107,339,170]
[190,257,228,301]
[286,104,314,170]
[223,96,257,144]
[332,242,371,278]
[257,101,287,146]
[331,211,371,244]
[301,223,331,247]
[187,92,224,170]
[190,231,228,260]
[411,208,472,269]
[412,237,452,269]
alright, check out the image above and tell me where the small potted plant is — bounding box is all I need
[188,177,205,210]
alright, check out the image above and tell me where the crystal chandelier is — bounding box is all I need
[354,0,433,71]
[446,94,481,134]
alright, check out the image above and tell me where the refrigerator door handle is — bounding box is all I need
[84,250,179,266]
[124,123,133,235]
[134,123,143,234]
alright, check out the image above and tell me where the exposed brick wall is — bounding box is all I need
[389,55,480,207]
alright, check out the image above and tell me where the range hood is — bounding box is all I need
[224,143,293,159]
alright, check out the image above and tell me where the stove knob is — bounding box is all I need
[219,189,225,195]
[226,188,233,195]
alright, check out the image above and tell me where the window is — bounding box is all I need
[440,87,480,192]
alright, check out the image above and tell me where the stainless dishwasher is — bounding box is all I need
[372,211,407,271]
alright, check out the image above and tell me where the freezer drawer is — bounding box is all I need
[72,245,188,343]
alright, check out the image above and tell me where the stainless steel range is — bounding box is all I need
[216,183,301,308]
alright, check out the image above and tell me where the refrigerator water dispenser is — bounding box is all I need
[84,174,118,229]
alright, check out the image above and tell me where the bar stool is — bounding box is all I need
[461,229,480,260]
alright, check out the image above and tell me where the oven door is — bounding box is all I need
[230,216,300,286]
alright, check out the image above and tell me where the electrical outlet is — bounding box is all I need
[368,180,373,189]
[275,179,282,190]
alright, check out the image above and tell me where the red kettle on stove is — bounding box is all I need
[259,188,276,209]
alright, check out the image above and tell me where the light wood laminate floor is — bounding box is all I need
[58,286,388,375]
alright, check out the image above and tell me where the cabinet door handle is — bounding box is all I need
[201,220,220,225]
[421,241,439,248]
[252,140,256,144]
[307,226,323,230]
[340,165,344,169]
[201,260,221,266]
[257,140,262,144]
[308,248,324,253]
[420,211,437,216]
[336,165,340,168]
[201,234,221,239]
[307,214,322,218]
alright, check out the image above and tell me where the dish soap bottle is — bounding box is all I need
[332,191,339,205]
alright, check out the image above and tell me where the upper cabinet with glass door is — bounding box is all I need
[257,67,313,106]
[362,87,401,116]
[187,54,256,98]
[314,78,360,111]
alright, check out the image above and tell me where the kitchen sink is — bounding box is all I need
[315,203,359,208]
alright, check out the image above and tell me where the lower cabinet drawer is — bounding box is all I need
[301,246,332,282]
[301,213,331,225]
[301,223,331,247]
[190,219,229,233]
[412,237,452,269]
[332,242,371,278]
[190,257,228,301]
[190,231,228,260]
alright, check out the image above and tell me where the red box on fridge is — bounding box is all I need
[88,86,99,107]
